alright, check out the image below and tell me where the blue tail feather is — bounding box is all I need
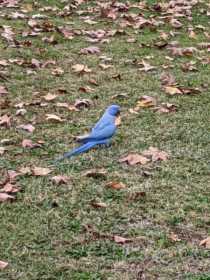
[54,139,108,163]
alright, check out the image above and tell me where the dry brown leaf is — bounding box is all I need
[32,167,52,176]
[80,46,100,55]
[0,193,14,202]
[169,233,181,242]
[119,154,150,166]
[160,72,176,86]
[154,103,177,113]
[99,63,113,70]
[0,182,20,193]
[17,124,35,133]
[164,86,182,95]
[58,27,74,39]
[72,64,92,74]
[22,139,41,148]
[199,237,210,249]
[0,260,8,270]
[105,181,126,190]
[83,168,107,179]
[19,167,31,175]
[0,114,11,127]
[91,201,107,208]
[142,147,169,162]
[79,86,94,93]
[74,99,92,109]
[51,67,64,76]
[0,86,8,96]
[0,147,6,155]
[114,235,132,244]
[51,175,71,185]
[46,114,64,122]
[138,60,156,72]
[170,18,183,29]
[135,95,156,110]
[43,93,57,101]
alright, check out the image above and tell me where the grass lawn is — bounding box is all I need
[0,0,210,279]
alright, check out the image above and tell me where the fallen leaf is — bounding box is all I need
[91,201,107,208]
[164,86,182,95]
[22,139,41,148]
[154,103,177,113]
[99,63,113,70]
[19,167,31,175]
[83,168,107,179]
[72,64,92,74]
[74,99,92,109]
[51,66,64,76]
[80,46,100,54]
[114,235,132,244]
[32,167,52,176]
[160,72,176,86]
[0,260,8,270]
[0,115,11,127]
[105,181,126,190]
[199,237,210,249]
[17,124,35,133]
[164,86,201,95]
[169,233,181,242]
[51,175,71,185]
[0,182,20,193]
[43,93,57,101]
[142,147,169,162]
[135,95,156,110]
[0,86,8,96]
[138,60,156,72]
[0,193,14,202]
[46,114,64,122]
[57,27,74,39]
[119,154,150,166]
[79,86,94,93]
[0,147,6,155]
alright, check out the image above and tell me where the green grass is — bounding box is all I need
[0,0,210,279]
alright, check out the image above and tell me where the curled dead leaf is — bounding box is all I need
[0,193,14,202]
[0,115,11,127]
[51,175,71,185]
[83,168,107,179]
[91,201,107,208]
[0,260,8,270]
[0,86,8,96]
[74,99,92,109]
[142,147,169,162]
[32,167,52,176]
[199,237,210,249]
[17,124,35,133]
[0,147,6,155]
[135,95,156,110]
[119,154,150,166]
[46,114,64,122]
[72,64,92,74]
[43,93,57,101]
[105,181,126,190]
[114,235,132,244]
[80,46,100,55]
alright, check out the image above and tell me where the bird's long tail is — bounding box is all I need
[54,140,107,163]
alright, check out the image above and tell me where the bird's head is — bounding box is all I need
[107,104,120,116]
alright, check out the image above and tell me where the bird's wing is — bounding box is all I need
[83,122,116,142]
[92,111,114,131]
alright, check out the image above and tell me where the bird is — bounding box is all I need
[54,104,120,162]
